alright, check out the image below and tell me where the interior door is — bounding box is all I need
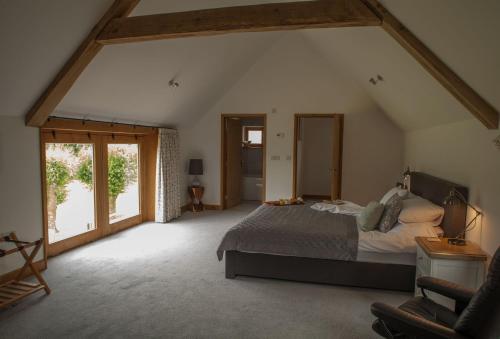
[225,118,242,208]
[293,115,343,201]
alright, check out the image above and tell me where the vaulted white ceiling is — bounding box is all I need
[57,32,282,126]
[1,0,499,131]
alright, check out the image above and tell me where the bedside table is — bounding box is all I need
[415,237,487,308]
[188,186,204,212]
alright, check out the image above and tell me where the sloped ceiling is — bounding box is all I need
[0,0,114,117]
[57,32,282,126]
[1,0,499,131]
[303,27,471,131]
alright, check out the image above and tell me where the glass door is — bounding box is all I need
[41,131,103,255]
[45,142,96,243]
[105,136,142,227]
[41,127,150,257]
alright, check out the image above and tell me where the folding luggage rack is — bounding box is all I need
[0,232,50,309]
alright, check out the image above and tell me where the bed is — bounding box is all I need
[217,172,468,292]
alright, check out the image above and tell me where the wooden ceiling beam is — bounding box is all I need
[361,0,499,129]
[25,0,140,127]
[96,0,380,45]
[26,0,497,130]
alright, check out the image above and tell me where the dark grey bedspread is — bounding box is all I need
[217,203,358,261]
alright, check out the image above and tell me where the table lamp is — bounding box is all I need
[443,187,481,246]
[189,159,203,187]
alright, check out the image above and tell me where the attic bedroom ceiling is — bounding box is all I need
[1,0,499,131]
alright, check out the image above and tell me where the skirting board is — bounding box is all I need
[0,260,47,285]
[181,204,222,212]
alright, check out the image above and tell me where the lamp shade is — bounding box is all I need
[189,159,203,175]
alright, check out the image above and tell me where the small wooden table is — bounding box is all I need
[0,232,51,309]
[188,186,204,212]
[415,237,487,261]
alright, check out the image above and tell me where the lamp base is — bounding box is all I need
[448,238,467,246]
[191,176,201,187]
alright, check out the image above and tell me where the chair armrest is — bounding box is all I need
[371,302,461,339]
[417,277,475,304]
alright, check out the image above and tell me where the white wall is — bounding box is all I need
[406,119,500,257]
[181,33,404,206]
[0,117,44,275]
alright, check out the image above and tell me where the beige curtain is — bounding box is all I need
[155,128,181,223]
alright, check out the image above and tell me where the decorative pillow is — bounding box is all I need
[378,194,403,233]
[357,201,384,232]
[380,187,408,205]
[398,197,444,226]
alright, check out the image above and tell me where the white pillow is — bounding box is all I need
[398,197,444,226]
[380,187,408,205]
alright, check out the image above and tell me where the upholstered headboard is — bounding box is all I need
[410,172,468,238]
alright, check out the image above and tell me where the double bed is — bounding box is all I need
[217,172,468,292]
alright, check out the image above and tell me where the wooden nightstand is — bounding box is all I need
[415,237,487,308]
[188,186,204,212]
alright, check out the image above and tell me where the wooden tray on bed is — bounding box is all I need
[264,199,304,206]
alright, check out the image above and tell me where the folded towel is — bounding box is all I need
[310,202,337,212]
[329,201,363,216]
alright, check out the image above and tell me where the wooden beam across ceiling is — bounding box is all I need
[25,0,140,127]
[96,0,380,44]
[361,0,499,129]
[24,0,498,129]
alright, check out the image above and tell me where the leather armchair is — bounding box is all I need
[371,247,500,339]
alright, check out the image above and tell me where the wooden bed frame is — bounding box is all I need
[224,172,468,291]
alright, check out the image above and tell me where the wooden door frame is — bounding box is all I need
[292,113,344,200]
[220,114,267,210]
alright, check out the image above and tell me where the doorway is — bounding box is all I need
[221,114,267,209]
[292,114,343,201]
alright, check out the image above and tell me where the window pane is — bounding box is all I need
[108,144,139,223]
[248,130,262,144]
[45,143,95,244]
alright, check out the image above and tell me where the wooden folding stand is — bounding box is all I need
[0,232,50,309]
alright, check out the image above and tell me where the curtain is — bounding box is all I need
[155,128,181,223]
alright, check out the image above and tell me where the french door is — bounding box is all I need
[41,132,144,256]
[103,135,143,234]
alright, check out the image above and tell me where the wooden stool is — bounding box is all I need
[0,232,50,309]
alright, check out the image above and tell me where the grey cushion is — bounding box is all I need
[378,194,403,233]
[357,201,384,232]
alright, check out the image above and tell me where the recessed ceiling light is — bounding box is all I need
[169,79,179,88]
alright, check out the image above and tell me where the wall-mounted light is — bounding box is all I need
[369,74,384,85]
[169,79,180,88]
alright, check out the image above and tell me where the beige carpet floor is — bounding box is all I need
[0,203,410,338]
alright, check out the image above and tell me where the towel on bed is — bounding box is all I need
[310,201,363,216]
